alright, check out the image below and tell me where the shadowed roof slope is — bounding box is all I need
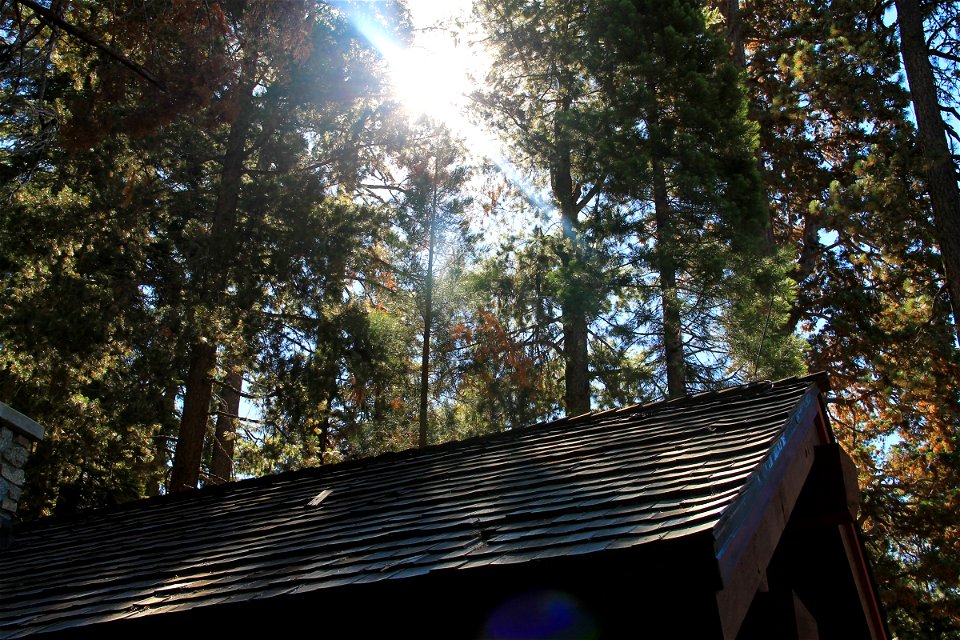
[0,375,828,637]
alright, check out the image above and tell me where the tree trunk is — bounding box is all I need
[209,369,242,485]
[170,56,257,492]
[896,0,960,342]
[418,165,439,448]
[786,211,821,331]
[714,0,745,68]
[170,341,217,491]
[552,95,591,416]
[373,382,386,422]
[316,238,348,463]
[318,419,329,466]
[148,381,181,496]
[562,313,590,415]
[652,154,686,400]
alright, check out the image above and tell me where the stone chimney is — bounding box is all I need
[0,402,45,546]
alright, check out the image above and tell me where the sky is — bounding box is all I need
[363,1,554,242]
[400,0,477,120]
[372,1,495,153]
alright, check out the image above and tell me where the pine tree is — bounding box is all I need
[894,0,960,343]
[733,1,960,633]
[473,0,612,415]
[590,0,803,394]
[372,123,473,448]
[1,0,420,503]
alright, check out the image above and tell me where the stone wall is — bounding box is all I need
[0,403,45,530]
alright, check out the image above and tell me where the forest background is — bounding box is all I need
[1,0,958,636]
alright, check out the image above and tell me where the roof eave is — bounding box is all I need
[710,382,888,640]
[711,383,826,639]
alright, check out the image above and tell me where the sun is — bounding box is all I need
[353,2,509,165]
[386,41,472,126]
[353,1,481,132]
[348,1,545,245]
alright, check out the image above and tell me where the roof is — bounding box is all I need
[0,403,45,442]
[0,375,831,637]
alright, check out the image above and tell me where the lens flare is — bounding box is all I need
[482,590,600,640]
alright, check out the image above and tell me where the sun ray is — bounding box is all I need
[346,2,553,248]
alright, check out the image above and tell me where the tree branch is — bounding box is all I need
[574,176,606,214]
[17,0,166,90]
[928,47,960,65]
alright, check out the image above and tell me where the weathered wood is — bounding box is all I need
[713,387,821,639]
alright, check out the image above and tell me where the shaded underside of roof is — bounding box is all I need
[0,376,824,637]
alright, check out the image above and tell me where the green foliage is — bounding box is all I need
[586,0,805,390]
[0,138,182,512]
[1,0,417,507]
[450,235,568,430]
[737,0,960,632]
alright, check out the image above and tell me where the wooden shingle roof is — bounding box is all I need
[0,375,832,637]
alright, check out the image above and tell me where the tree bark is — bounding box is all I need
[418,163,439,448]
[170,55,256,492]
[552,96,591,416]
[170,341,217,491]
[209,369,242,485]
[562,313,590,414]
[315,235,349,463]
[652,154,686,400]
[713,0,745,69]
[896,0,960,342]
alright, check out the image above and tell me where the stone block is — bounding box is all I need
[3,443,28,467]
[13,434,32,448]
[0,427,11,452]
[1,463,24,486]
[1,497,17,513]
[0,477,7,500]
[7,483,21,501]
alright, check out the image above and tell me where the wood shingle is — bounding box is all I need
[0,374,887,638]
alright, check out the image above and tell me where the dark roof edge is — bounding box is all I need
[0,402,45,442]
[711,380,824,573]
[708,379,825,639]
[14,373,830,533]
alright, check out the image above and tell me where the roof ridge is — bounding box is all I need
[611,372,826,418]
[11,373,829,533]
